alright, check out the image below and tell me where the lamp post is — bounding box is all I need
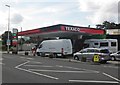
[5,5,10,53]
[21,27,23,51]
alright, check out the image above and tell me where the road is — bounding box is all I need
[1,53,120,85]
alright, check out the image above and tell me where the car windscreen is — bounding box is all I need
[87,49,99,53]
[100,49,110,53]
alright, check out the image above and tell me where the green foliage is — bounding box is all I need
[96,21,120,29]
[2,31,12,45]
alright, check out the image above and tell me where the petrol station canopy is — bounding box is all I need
[18,24,105,38]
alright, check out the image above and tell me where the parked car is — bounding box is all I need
[73,48,111,63]
[110,51,120,61]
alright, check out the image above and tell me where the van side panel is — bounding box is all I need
[38,39,72,56]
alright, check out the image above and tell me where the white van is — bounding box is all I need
[84,39,118,53]
[36,39,72,57]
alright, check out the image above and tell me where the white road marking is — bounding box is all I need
[103,72,120,82]
[0,62,5,65]
[103,66,118,69]
[56,65,99,73]
[69,80,119,84]
[16,67,58,80]
[15,61,30,68]
[24,65,53,67]
[20,57,34,60]
[15,61,58,80]
[27,58,34,60]
[0,58,3,60]
[29,69,99,73]
[30,61,42,64]
[20,57,26,59]
[56,65,63,67]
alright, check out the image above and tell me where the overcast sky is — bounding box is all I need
[0,0,119,35]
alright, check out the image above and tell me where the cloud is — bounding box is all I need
[0,11,7,24]
[11,13,24,24]
[78,0,119,24]
[0,24,7,34]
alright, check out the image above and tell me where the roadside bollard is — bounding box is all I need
[49,53,53,58]
[25,51,29,55]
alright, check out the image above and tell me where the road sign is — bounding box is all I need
[93,54,99,62]
[7,39,10,45]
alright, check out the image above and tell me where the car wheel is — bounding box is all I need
[37,52,40,56]
[111,56,116,61]
[74,56,79,60]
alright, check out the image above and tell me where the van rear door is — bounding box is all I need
[63,40,72,55]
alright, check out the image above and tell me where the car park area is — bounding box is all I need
[2,53,120,84]
[1,24,119,85]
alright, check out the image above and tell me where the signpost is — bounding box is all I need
[12,28,18,54]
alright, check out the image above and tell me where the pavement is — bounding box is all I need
[1,53,120,84]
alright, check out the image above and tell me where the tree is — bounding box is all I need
[96,21,119,29]
[2,31,13,48]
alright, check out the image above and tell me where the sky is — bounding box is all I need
[0,0,119,35]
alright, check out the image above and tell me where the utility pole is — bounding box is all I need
[21,27,22,51]
[5,5,10,53]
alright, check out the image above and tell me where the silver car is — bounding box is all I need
[73,48,111,63]
[110,51,120,61]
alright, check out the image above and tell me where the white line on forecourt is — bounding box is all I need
[56,65,99,73]
[103,65,118,69]
[24,65,53,67]
[103,72,120,82]
[15,61,59,80]
[69,80,119,84]
[29,69,98,73]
